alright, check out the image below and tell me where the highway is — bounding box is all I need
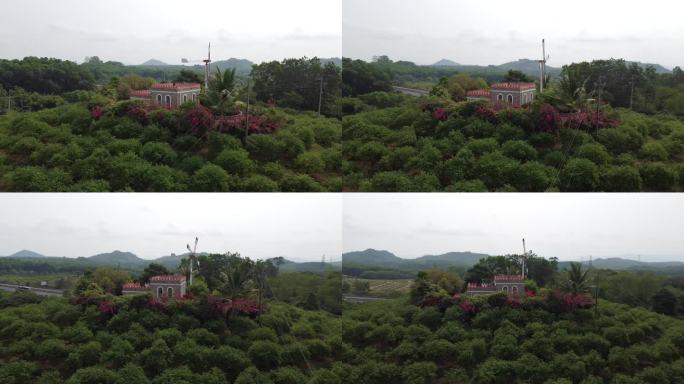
[0,283,65,297]
[392,86,430,97]
[343,295,388,303]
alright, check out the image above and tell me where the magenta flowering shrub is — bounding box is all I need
[215,112,282,135]
[432,107,448,122]
[182,104,215,137]
[98,300,116,315]
[475,106,499,124]
[90,105,103,120]
[126,106,149,125]
[561,111,620,131]
[536,103,561,133]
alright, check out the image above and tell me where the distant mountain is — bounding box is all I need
[320,57,342,67]
[428,58,560,78]
[140,59,168,66]
[565,257,684,270]
[192,58,255,75]
[88,250,145,265]
[627,61,671,74]
[343,249,405,266]
[343,249,490,270]
[6,250,45,258]
[432,59,461,67]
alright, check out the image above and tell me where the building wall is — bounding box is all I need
[150,90,200,107]
[490,89,535,107]
[149,281,187,298]
[496,282,525,294]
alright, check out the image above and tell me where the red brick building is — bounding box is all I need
[466,82,536,107]
[466,274,525,296]
[121,274,187,298]
[129,82,201,107]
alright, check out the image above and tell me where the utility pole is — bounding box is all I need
[521,238,526,279]
[595,76,603,134]
[245,78,251,142]
[317,76,324,116]
[539,39,547,93]
[629,76,634,110]
[203,42,212,90]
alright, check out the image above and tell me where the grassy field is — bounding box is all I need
[0,273,78,289]
[345,277,413,298]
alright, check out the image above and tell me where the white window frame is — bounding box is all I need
[156,94,162,104]
[512,286,518,294]
[157,287,163,297]
[183,94,187,103]
[497,94,503,101]
[167,287,173,297]
[165,95,171,106]
[507,94,513,104]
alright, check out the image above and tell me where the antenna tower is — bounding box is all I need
[186,237,199,286]
[203,43,212,90]
[521,238,527,279]
[539,39,549,93]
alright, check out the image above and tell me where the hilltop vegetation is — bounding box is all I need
[0,88,341,192]
[341,295,684,384]
[0,252,344,384]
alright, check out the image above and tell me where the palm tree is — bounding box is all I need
[218,254,255,302]
[565,262,589,295]
[205,67,236,115]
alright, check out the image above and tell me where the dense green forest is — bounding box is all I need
[341,59,684,191]
[336,258,684,383]
[0,253,344,384]
[0,57,342,192]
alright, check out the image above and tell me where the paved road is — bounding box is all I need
[0,283,65,297]
[343,295,389,303]
[392,86,430,97]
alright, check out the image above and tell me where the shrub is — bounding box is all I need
[560,158,599,191]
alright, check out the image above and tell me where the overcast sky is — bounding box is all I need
[343,194,684,262]
[343,0,684,68]
[0,0,341,65]
[0,194,342,261]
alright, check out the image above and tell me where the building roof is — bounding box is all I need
[466,282,496,291]
[466,89,491,97]
[129,90,151,98]
[490,82,536,91]
[151,82,201,91]
[122,282,147,290]
[494,275,524,282]
[149,275,187,283]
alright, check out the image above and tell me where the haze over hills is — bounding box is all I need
[1,249,336,273]
[343,249,684,274]
[132,56,340,76]
[343,248,490,270]
[140,58,168,66]
[428,58,672,77]
[7,250,45,258]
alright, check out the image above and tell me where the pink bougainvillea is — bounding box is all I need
[475,106,500,123]
[127,106,149,125]
[506,295,521,308]
[183,104,215,136]
[98,301,116,315]
[145,297,167,313]
[459,299,478,315]
[536,103,561,133]
[432,107,448,122]
[215,112,282,135]
[561,111,620,131]
[90,105,103,120]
